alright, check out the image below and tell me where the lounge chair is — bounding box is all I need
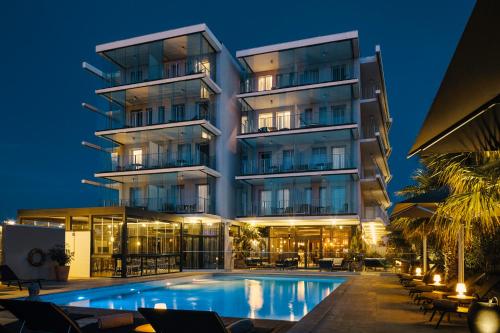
[0,299,141,333]
[429,274,500,328]
[0,265,43,291]
[332,258,344,270]
[138,308,256,333]
[416,272,485,305]
[319,258,334,271]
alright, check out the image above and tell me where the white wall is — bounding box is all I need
[2,224,65,280]
[215,45,241,219]
[65,231,91,278]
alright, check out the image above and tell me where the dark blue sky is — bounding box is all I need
[0,0,475,220]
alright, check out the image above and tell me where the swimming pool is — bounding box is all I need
[41,275,344,321]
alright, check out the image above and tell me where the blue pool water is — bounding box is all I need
[41,275,344,321]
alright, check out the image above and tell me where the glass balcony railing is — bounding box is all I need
[238,199,353,217]
[240,62,354,94]
[104,56,215,88]
[101,102,216,131]
[105,153,215,173]
[364,206,388,222]
[240,153,355,176]
[241,106,353,134]
[105,196,213,214]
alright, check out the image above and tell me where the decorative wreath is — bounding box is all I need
[27,248,46,267]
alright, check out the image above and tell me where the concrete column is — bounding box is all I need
[423,234,427,274]
[458,224,465,283]
[223,220,233,271]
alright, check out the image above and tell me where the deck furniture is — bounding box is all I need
[138,308,256,333]
[0,265,43,291]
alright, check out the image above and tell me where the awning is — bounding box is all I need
[390,188,448,219]
[409,0,500,156]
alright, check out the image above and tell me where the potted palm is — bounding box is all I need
[48,244,73,281]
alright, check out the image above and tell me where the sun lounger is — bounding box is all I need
[138,308,258,333]
[0,265,43,291]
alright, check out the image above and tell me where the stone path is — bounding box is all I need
[302,274,468,333]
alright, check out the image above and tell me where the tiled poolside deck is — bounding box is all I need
[0,271,469,332]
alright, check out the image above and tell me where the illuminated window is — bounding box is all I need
[241,115,248,133]
[200,86,210,99]
[276,111,291,130]
[130,149,143,169]
[258,113,273,129]
[257,75,273,91]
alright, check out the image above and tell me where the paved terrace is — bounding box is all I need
[0,271,468,332]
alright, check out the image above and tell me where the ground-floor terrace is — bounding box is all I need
[0,272,469,333]
[16,207,386,278]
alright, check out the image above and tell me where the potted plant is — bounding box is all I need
[48,244,73,281]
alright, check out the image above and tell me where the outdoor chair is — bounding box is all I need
[429,274,500,328]
[0,265,43,291]
[138,308,259,333]
[332,258,344,270]
[318,258,334,271]
[0,299,141,333]
[416,272,485,305]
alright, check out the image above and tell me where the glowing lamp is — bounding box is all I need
[415,267,422,276]
[456,283,467,297]
[154,303,167,309]
[433,274,442,284]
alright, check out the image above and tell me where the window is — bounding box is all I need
[130,70,143,83]
[319,106,329,125]
[260,190,272,215]
[258,113,273,130]
[331,146,346,169]
[196,184,209,212]
[198,59,210,74]
[130,187,142,207]
[171,185,184,207]
[277,188,290,211]
[332,105,346,124]
[200,85,210,99]
[276,111,291,130]
[319,187,327,213]
[130,110,143,127]
[332,186,347,212]
[172,104,185,122]
[241,115,248,133]
[130,149,143,169]
[282,150,294,171]
[312,147,327,167]
[111,152,119,171]
[301,108,313,127]
[168,62,181,78]
[146,108,153,125]
[257,75,273,91]
[177,144,191,165]
[300,69,319,85]
[158,106,165,124]
[197,102,209,120]
[332,64,348,81]
[259,151,272,173]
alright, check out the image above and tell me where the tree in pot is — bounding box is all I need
[48,244,73,281]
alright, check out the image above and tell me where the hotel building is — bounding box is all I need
[17,24,391,276]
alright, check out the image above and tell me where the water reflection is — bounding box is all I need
[245,279,263,318]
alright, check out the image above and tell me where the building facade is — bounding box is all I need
[18,24,391,275]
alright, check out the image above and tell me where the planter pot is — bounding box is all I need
[54,266,70,282]
[467,299,500,333]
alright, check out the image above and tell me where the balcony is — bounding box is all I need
[239,199,353,217]
[240,151,356,176]
[97,31,217,88]
[236,174,358,217]
[240,102,354,135]
[105,152,215,173]
[105,196,214,215]
[240,62,354,94]
[363,205,389,224]
[99,102,216,132]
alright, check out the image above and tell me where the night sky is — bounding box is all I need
[0,0,475,220]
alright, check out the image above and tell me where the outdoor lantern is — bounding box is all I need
[154,303,167,309]
[456,283,467,297]
[467,298,500,333]
[433,274,442,284]
[415,267,422,276]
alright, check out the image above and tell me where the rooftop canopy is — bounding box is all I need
[409,0,500,156]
